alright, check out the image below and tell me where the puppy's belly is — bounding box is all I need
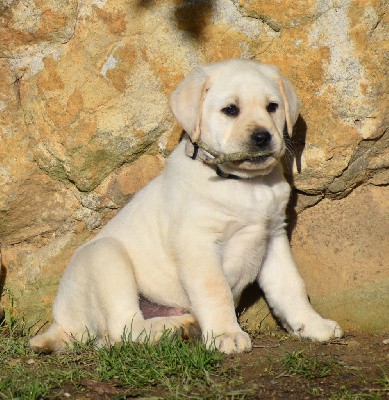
[139,296,187,319]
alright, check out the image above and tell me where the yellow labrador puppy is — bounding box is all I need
[30,59,343,354]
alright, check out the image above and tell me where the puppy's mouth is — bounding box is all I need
[214,149,282,177]
[232,153,275,168]
[232,143,285,171]
[244,154,271,164]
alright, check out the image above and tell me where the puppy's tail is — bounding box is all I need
[30,323,70,353]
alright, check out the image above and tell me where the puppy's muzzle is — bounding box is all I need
[251,129,272,149]
[247,129,273,163]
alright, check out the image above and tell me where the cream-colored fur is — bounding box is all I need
[30,59,343,354]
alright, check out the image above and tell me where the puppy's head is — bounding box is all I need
[170,59,300,178]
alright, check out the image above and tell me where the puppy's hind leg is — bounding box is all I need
[81,238,149,345]
[29,323,71,353]
[30,237,196,351]
[90,239,197,345]
[30,237,143,352]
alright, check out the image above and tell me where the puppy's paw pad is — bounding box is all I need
[138,314,198,343]
[180,314,197,327]
[180,316,201,340]
[295,318,343,342]
[207,331,252,354]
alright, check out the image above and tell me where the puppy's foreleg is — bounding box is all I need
[258,233,343,341]
[178,239,252,354]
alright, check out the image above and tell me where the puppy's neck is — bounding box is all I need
[185,137,209,163]
[184,136,242,180]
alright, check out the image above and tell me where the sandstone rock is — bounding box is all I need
[0,0,78,56]
[291,184,389,332]
[0,0,387,331]
[94,154,165,209]
[0,248,4,321]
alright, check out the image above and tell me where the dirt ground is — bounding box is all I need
[232,331,389,399]
[51,331,388,399]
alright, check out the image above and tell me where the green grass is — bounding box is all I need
[97,331,223,387]
[378,370,389,391]
[1,296,387,400]
[0,308,92,400]
[280,350,340,379]
[327,371,389,400]
[328,389,385,400]
[0,305,250,399]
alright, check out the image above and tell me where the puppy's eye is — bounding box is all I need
[221,104,240,117]
[266,102,278,113]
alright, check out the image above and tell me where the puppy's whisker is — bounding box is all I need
[285,145,295,161]
[282,133,295,162]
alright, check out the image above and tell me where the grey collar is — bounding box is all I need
[184,137,242,180]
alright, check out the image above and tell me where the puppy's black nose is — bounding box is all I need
[251,130,272,148]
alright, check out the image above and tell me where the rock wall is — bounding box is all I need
[0,0,388,330]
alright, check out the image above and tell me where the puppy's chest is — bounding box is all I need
[216,182,287,288]
[221,180,284,224]
[219,221,268,293]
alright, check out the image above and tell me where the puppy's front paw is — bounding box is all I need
[293,317,343,342]
[205,330,252,354]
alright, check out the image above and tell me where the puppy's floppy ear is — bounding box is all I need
[169,67,210,142]
[277,74,301,136]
